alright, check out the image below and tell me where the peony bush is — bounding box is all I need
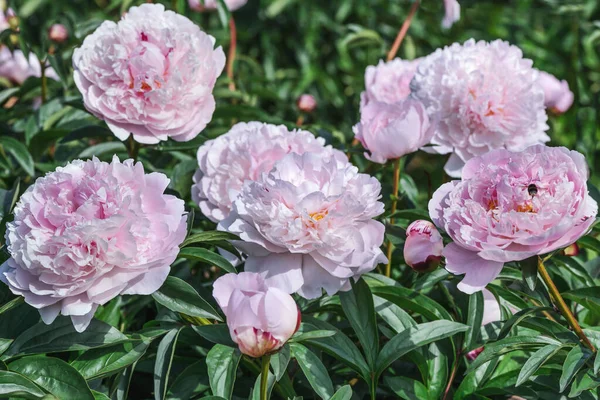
[0,1,599,399]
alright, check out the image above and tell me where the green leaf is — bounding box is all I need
[289,343,334,399]
[0,339,13,357]
[154,327,183,400]
[181,231,239,248]
[339,278,378,369]
[152,276,222,321]
[521,257,538,291]
[92,390,111,400]
[206,344,241,400]
[291,329,336,342]
[5,317,128,356]
[329,385,353,400]
[384,376,430,400]
[0,136,35,176]
[370,285,453,321]
[78,142,126,158]
[568,370,600,397]
[497,306,554,340]
[464,291,484,350]
[559,345,592,392]
[0,370,46,399]
[376,321,468,378]
[373,295,416,334]
[595,351,600,375]
[192,324,236,347]
[516,344,565,386]
[563,287,600,316]
[178,247,236,274]
[302,317,370,381]
[71,339,151,380]
[167,360,210,400]
[270,344,290,381]
[9,356,94,400]
[468,336,562,371]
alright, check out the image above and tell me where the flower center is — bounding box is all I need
[309,211,327,221]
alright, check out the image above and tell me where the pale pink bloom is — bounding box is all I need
[48,24,68,43]
[442,0,460,29]
[213,272,300,357]
[219,152,387,299]
[403,220,443,272]
[192,122,346,223]
[297,94,317,113]
[188,0,247,12]
[0,156,187,332]
[466,289,502,360]
[429,145,597,294]
[0,8,10,31]
[73,4,225,144]
[537,71,574,114]
[411,39,549,177]
[360,58,421,109]
[353,98,431,164]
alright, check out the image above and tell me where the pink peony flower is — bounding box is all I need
[192,122,346,223]
[219,152,387,298]
[188,0,247,12]
[297,94,317,113]
[429,145,597,294]
[442,0,460,29]
[0,156,188,332]
[403,220,443,272]
[73,4,225,144]
[213,272,300,357]
[411,39,549,177]
[537,71,574,114]
[360,58,421,109]
[353,98,431,164]
[48,24,69,43]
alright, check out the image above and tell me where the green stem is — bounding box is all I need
[260,354,271,400]
[385,158,401,277]
[537,256,595,352]
[127,136,140,162]
[40,58,47,104]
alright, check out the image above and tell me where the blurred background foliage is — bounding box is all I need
[1,0,600,398]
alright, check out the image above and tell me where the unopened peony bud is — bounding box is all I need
[297,94,317,113]
[563,243,580,257]
[213,272,301,358]
[466,347,483,361]
[353,98,431,164]
[48,24,68,43]
[537,71,574,114]
[404,220,443,272]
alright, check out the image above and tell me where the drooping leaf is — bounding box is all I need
[206,344,241,400]
[8,356,94,400]
[559,345,592,392]
[178,247,236,274]
[339,278,378,369]
[152,276,222,321]
[154,327,183,400]
[0,370,46,399]
[516,344,566,386]
[290,342,334,400]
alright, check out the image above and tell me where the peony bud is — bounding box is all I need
[404,220,443,272]
[563,243,580,257]
[353,98,431,164]
[213,272,301,358]
[537,71,574,114]
[466,347,483,361]
[48,24,68,43]
[297,94,317,113]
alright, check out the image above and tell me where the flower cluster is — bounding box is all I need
[0,157,187,332]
